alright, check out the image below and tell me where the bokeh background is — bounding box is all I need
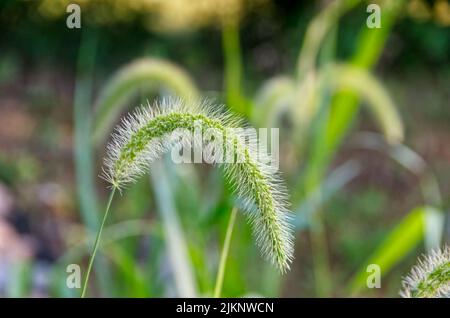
[0,0,449,297]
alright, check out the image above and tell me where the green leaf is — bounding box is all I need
[348,206,434,295]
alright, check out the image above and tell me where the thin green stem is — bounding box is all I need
[214,207,238,298]
[81,187,117,298]
[74,28,112,296]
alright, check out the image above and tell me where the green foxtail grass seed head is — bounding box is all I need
[400,245,450,298]
[102,98,294,272]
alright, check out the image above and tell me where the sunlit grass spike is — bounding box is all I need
[401,245,450,298]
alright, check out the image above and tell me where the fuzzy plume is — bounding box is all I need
[102,98,294,272]
[400,245,450,298]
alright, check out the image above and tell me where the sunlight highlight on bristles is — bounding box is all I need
[400,245,450,298]
[102,98,294,272]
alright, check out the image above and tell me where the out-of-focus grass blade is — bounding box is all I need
[323,64,404,144]
[252,0,359,137]
[352,132,444,250]
[252,1,362,145]
[222,21,251,117]
[293,62,405,202]
[423,207,445,252]
[106,244,149,297]
[294,160,361,229]
[252,76,295,127]
[50,219,156,297]
[5,261,31,297]
[73,28,113,296]
[149,158,198,297]
[302,0,406,194]
[352,132,442,207]
[92,58,199,144]
[74,27,99,231]
[297,0,360,77]
[348,206,435,295]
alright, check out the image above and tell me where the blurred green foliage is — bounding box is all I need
[0,0,449,298]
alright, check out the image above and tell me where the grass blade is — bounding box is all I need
[150,159,198,297]
[348,206,431,295]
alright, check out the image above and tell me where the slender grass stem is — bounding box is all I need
[74,28,112,296]
[214,207,238,298]
[74,28,99,233]
[81,187,117,298]
[150,159,198,297]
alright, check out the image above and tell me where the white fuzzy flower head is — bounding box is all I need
[400,245,450,298]
[102,98,294,272]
